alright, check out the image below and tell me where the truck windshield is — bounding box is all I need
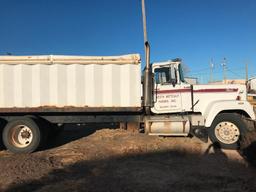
[178,65,185,83]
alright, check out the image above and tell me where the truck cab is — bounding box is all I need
[144,59,256,149]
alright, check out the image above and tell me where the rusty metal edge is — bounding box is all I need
[0,107,143,113]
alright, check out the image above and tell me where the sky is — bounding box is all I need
[0,0,255,83]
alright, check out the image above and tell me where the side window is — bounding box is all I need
[154,67,170,84]
[154,66,177,85]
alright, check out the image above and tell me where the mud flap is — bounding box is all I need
[239,119,256,166]
[239,130,256,166]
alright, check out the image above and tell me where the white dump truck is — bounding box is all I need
[0,54,255,153]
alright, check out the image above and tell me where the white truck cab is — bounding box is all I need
[144,59,256,149]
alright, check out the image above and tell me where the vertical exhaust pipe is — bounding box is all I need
[141,0,153,114]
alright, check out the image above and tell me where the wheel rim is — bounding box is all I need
[9,125,33,148]
[214,121,240,144]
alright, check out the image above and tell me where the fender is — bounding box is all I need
[203,100,256,127]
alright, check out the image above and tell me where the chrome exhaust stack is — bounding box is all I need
[142,0,153,114]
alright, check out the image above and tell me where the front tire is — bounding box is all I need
[2,117,42,153]
[208,113,246,149]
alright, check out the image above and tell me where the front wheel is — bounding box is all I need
[208,113,246,149]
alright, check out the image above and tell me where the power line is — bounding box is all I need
[226,68,245,79]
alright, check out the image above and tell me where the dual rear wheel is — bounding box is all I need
[2,117,43,153]
[2,117,61,153]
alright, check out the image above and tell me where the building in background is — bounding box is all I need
[248,77,256,94]
[208,79,246,85]
[184,77,198,85]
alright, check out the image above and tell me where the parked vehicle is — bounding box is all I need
[0,54,255,153]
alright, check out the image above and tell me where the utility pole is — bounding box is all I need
[246,63,248,82]
[221,57,227,82]
[209,58,214,83]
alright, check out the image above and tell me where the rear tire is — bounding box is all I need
[208,113,246,149]
[2,117,42,153]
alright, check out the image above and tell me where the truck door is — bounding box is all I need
[152,65,182,113]
[178,64,193,112]
[152,65,192,114]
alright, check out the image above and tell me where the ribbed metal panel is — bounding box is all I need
[0,55,141,108]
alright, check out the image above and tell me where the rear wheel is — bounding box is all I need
[2,117,42,153]
[208,113,246,149]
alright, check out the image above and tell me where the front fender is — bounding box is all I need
[204,100,256,127]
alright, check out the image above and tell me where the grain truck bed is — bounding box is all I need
[0,54,142,111]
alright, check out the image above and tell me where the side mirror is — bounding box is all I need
[171,79,176,87]
[170,65,177,87]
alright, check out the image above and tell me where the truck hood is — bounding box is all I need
[192,84,247,112]
[193,84,245,96]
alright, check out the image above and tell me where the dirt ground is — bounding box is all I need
[0,124,256,192]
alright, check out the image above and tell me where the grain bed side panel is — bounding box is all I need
[0,62,141,109]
